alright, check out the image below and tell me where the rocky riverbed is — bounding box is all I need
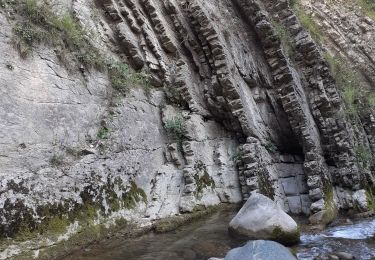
[59,207,375,260]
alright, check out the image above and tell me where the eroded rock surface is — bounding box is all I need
[0,0,374,258]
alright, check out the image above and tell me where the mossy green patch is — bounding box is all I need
[355,145,371,169]
[122,181,147,209]
[357,0,375,20]
[323,185,337,224]
[50,153,64,167]
[271,225,300,246]
[193,161,215,198]
[97,126,110,139]
[366,189,375,211]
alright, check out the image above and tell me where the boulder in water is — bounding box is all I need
[224,240,297,260]
[229,193,300,245]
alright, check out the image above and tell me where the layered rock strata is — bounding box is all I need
[0,0,374,258]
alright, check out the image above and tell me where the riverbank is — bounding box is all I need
[33,204,239,260]
[56,207,375,260]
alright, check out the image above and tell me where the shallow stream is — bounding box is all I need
[63,208,375,260]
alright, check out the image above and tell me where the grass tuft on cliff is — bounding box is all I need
[13,0,104,69]
[290,0,322,42]
[357,0,375,20]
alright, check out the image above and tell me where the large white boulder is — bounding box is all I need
[229,193,300,245]
[224,240,297,260]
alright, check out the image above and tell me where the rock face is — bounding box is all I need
[0,0,374,258]
[229,193,299,245]
[224,240,297,260]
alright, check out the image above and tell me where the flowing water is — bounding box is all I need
[63,208,375,260]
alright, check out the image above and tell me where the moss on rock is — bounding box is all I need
[271,225,300,246]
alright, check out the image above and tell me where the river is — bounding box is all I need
[62,208,375,260]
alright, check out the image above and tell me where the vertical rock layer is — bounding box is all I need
[0,0,374,258]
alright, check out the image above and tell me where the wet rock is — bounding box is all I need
[224,240,297,260]
[353,190,369,212]
[229,193,300,245]
[309,209,337,225]
[332,252,355,260]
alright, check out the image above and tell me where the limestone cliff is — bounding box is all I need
[0,0,374,258]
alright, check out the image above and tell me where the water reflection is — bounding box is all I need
[62,208,375,260]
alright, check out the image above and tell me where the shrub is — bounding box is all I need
[14,23,44,58]
[272,21,294,58]
[265,141,277,152]
[164,116,186,142]
[357,0,375,20]
[97,126,110,139]
[12,0,104,69]
[325,53,364,117]
[107,62,131,94]
[50,154,64,167]
[291,0,322,42]
[355,145,371,168]
[230,149,243,162]
[107,61,150,94]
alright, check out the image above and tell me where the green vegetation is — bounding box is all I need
[97,126,110,139]
[122,181,147,209]
[154,205,226,233]
[324,53,368,118]
[194,171,216,197]
[366,190,375,211]
[366,189,375,211]
[290,0,323,42]
[258,168,275,199]
[12,0,104,69]
[230,149,243,162]
[355,145,371,169]
[357,0,375,20]
[272,21,295,58]
[164,116,187,142]
[193,161,215,198]
[265,141,277,153]
[271,225,300,246]
[107,61,150,94]
[323,184,337,224]
[7,0,152,95]
[50,153,64,167]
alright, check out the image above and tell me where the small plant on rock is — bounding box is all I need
[355,145,371,169]
[97,126,110,139]
[164,116,186,142]
[230,149,243,162]
[107,60,150,94]
[265,141,277,153]
[50,154,64,167]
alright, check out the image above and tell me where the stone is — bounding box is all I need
[286,196,302,214]
[281,177,299,195]
[310,199,325,213]
[224,240,297,260]
[309,209,336,225]
[229,193,300,245]
[0,0,374,258]
[352,189,369,212]
[332,252,355,260]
